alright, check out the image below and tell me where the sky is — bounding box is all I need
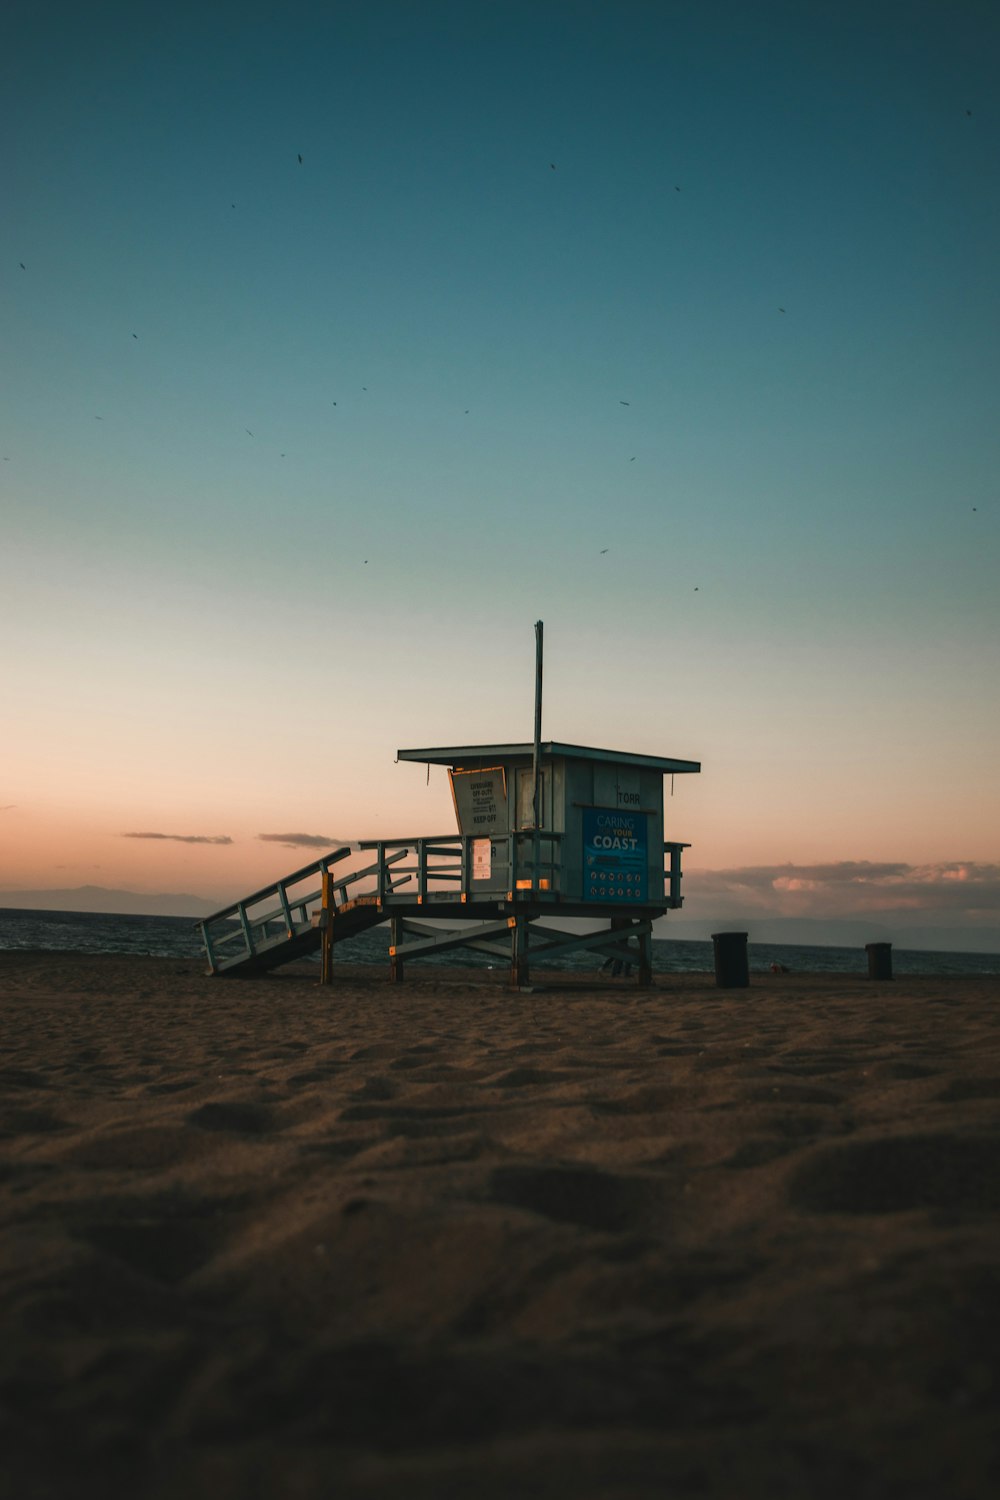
[2,0,999,942]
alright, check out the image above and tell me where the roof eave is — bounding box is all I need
[396,743,701,774]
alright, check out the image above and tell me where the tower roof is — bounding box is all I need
[396,742,700,774]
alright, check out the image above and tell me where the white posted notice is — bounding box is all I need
[473,838,492,881]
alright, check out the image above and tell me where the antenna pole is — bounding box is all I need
[532,621,543,887]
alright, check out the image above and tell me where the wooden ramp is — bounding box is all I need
[196,847,395,977]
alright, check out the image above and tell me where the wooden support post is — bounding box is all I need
[390,916,405,983]
[608,915,634,979]
[511,917,530,987]
[320,869,333,986]
[637,924,653,987]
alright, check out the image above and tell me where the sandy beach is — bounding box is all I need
[2,951,998,1498]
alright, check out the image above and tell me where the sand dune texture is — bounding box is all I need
[2,952,999,1498]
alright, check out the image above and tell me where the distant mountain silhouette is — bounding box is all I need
[0,886,219,918]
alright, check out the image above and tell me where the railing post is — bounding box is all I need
[277,882,295,937]
[200,923,217,974]
[237,904,256,958]
[417,839,428,902]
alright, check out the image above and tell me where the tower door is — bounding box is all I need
[516,768,547,829]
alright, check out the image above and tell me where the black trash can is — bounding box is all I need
[865,942,893,980]
[711,931,749,988]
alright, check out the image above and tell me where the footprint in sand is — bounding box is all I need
[0,1067,52,1089]
[769,1053,857,1077]
[590,1084,684,1115]
[488,1164,657,1234]
[725,1139,799,1169]
[81,1218,216,1285]
[353,1109,483,1140]
[186,1101,276,1135]
[73,1191,236,1287]
[743,1083,843,1105]
[288,1064,344,1084]
[788,1133,1000,1214]
[61,1125,221,1170]
[490,1067,576,1088]
[353,1075,400,1101]
[878,1061,939,1080]
[0,1106,71,1136]
[936,1077,1000,1102]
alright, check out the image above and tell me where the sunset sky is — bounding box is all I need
[3,1,998,940]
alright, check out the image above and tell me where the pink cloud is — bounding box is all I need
[690,861,1000,922]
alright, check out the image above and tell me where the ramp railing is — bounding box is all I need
[198,848,354,973]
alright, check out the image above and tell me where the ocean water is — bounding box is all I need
[2,908,998,977]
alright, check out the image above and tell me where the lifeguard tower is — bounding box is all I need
[196,628,700,985]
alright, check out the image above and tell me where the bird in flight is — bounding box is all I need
[550,163,556,170]
[245,429,253,437]
[298,153,303,164]
[778,307,786,313]
[629,457,635,462]
[619,400,630,406]
[19,262,25,269]
[132,333,138,339]
[600,548,609,554]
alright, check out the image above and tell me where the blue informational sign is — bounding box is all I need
[582,809,647,903]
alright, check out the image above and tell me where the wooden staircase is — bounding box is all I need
[195,846,406,976]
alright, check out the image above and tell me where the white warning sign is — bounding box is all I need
[449,767,508,835]
[472,838,492,881]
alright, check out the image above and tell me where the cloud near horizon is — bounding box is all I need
[689,861,1000,920]
[123,832,233,845]
[258,833,348,849]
